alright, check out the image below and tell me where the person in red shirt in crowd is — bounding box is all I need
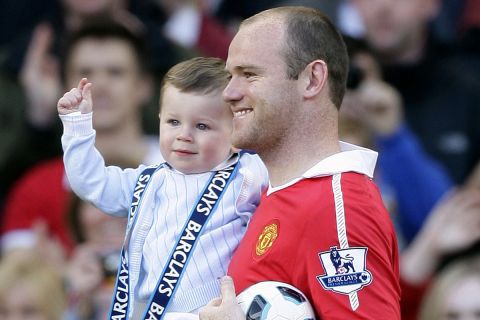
[199,6,400,320]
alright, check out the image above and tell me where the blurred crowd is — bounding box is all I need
[0,0,479,319]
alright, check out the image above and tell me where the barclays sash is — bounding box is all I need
[109,164,161,320]
[108,160,239,320]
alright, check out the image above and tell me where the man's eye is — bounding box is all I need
[244,72,255,78]
[77,69,91,78]
[197,123,209,130]
[108,67,126,77]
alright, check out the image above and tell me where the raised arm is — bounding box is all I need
[58,78,142,216]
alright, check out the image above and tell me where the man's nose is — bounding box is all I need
[223,77,243,103]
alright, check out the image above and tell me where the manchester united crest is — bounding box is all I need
[255,221,279,257]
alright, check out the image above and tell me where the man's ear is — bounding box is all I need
[299,60,328,99]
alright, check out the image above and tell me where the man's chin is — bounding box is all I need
[92,122,117,133]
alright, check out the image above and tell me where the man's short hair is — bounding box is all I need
[243,6,349,109]
[60,18,151,81]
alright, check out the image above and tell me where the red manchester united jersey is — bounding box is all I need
[228,172,401,319]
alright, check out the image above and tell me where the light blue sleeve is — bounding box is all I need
[235,152,269,222]
[60,112,146,217]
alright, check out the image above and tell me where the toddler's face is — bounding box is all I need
[159,86,233,174]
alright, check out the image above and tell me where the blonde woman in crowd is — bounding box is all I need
[0,252,66,320]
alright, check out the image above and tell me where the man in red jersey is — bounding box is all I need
[199,6,401,319]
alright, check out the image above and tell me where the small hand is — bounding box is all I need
[57,78,93,115]
[198,276,245,320]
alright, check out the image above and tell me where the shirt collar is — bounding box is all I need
[210,152,239,171]
[302,141,377,179]
[267,141,377,195]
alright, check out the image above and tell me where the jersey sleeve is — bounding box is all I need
[300,173,401,319]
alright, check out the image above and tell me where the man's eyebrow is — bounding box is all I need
[229,65,263,73]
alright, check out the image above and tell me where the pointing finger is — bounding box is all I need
[78,78,89,91]
[79,82,93,114]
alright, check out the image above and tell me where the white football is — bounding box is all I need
[237,281,316,320]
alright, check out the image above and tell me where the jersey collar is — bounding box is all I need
[267,141,378,195]
[303,141,377,179]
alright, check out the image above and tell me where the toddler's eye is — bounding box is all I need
[197,123,209,130]
[167,119,180,126]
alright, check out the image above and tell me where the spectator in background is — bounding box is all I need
[63,194,127,320]
[418,253,480,320]
[0,251,67,320]
[0,20,162,255]
[211,0,283,32]
[340,35,453,246]
[154,0,234,59]
[400,187,480,320]
[352,0,480,184]
[3,0,156,78]
[0,0,179,205]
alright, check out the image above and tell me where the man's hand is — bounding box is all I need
[65,244,104,295]
[198,276,245,320]
[356,79,403,137]
[57,78,93,115]
[401,188,480,284]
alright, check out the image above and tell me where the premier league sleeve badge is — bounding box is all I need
[317,246,373,296]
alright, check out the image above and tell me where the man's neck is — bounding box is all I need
[261,135,341,188]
